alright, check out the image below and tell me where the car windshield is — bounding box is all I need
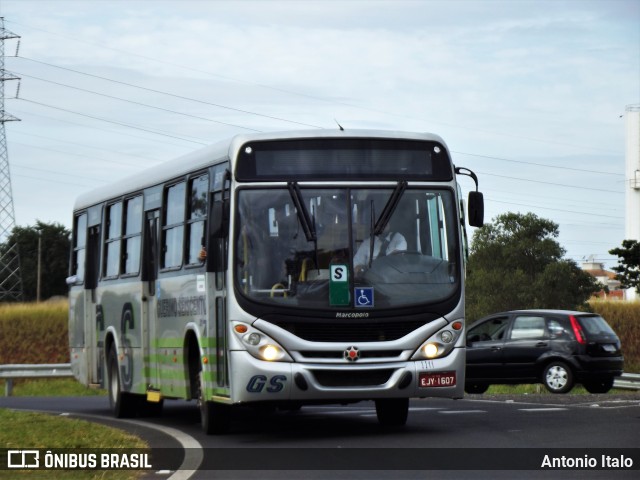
[578,315,617,337]
[235,186,459,310]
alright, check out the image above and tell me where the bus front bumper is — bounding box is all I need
[228,347,465,404]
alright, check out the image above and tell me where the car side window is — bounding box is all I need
[510,316,546,340]
[547,318,570,339]
[467,316,510,343]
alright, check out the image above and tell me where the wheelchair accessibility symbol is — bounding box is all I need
[355,287,374,307]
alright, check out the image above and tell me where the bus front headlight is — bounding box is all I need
[232,322,292,362]
[423,343,439,358]
[412,320,464,360]
[260,344,283,361]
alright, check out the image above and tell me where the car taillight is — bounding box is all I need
[569,315,587,345]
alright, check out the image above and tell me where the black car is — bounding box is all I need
[465,310,624,394]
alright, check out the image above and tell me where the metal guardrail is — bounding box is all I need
[613,372,640,391]
[0,364,638,396]
[0,363,72,396]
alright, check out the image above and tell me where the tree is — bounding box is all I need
[466,212,601,321]
[0,221,70,301]
[609,239,640,293]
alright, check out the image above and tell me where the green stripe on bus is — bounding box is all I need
[152,338,182,348]
[200,337,218,348]
[156,370,188,381]
[151,337,218,349]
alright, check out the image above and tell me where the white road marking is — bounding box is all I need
[438,410,487,414]
[67,413,203,480]
[518,408,567,412]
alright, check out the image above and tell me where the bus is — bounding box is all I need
[68,129,484,433]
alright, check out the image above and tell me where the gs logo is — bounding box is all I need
[246,375,287,393]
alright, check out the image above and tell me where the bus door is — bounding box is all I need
[85,224,102,385]
[143,209,161,389]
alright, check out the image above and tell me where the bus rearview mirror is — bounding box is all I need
[468,191,484,227]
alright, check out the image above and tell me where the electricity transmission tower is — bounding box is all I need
[0,17,22,301]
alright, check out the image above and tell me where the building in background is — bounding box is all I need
[581,256,623,300]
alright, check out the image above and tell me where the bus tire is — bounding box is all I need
[107,347,138,418]
[375,398,409,427]
[138,398,164,417]
[198,371,230,434]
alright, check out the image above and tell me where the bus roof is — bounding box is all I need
[73,129,448,211]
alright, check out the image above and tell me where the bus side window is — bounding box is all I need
[162,181,186,269]
[104,201,122,278]
[122,196,143,275]
[72,213,87,283]
[186,174,208,266]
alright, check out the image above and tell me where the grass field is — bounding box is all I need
[0,408,146,479]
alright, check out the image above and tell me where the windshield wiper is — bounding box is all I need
[287,182,316,242]
[288,182,320,274]
[374,180,407,235]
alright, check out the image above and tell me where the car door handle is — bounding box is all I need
[536,342,548,347]
[491,346,502,351]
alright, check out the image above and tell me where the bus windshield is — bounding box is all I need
[235,186,459,310]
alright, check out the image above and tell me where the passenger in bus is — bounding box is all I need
[353,227,407,275]
[198,246,207,262]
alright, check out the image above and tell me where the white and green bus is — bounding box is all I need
[68,129,483,433]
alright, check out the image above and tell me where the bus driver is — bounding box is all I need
[353,227,407,275]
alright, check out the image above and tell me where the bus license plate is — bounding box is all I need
[419,371,456,388]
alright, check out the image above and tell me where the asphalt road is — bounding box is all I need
[1,393,639,479]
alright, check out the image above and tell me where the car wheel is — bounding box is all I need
[542,361,574,394]
[583,377,614,394]
[465,383,489,394]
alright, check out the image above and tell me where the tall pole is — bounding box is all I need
[624,104,640,301]
[36,229,41,302]
[0,17,22,302]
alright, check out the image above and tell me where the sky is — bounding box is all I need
[0,0,638,269]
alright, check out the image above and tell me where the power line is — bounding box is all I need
[11,130,162,163]
[8,35,619,153]
[16,98,211,145]
[477,170,623,194]
[10,107,195,150]
[19,65,626,180]
[17,57,323,129]
[16,70,265,132]
[453,151,623,177]
[12,162,109,183]
[10,140,151,169]
[487,198,624,219]
[12,171,96,188]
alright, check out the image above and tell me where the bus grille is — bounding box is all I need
[310,369,395,387]
[270,320,426,342]
[299,350,403,359]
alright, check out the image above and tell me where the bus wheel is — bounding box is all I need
[375,398,409,427]
[107,347,138,418]
[139,398,164,417]
[198,371,230,434]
